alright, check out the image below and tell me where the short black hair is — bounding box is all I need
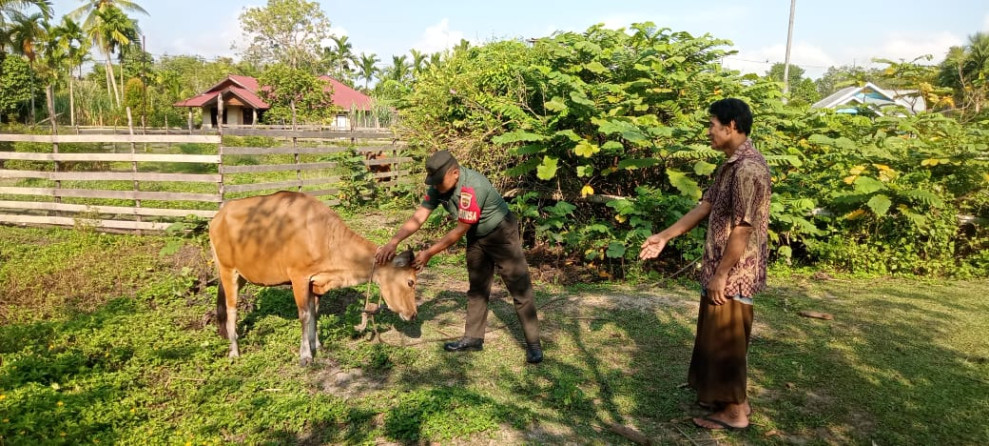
[708,98,752,135]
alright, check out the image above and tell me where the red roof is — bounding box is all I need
[174,74,372,111]
[319,75,373,111]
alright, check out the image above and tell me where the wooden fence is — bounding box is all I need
[0,130,411,232]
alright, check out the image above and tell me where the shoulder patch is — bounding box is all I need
[457,186,480,224]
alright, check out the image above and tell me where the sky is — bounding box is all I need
[51,0,989,79]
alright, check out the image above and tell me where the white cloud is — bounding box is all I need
[411,19,465,54]
[984,13,989,31]
[157,11,241,59]
[836,31,963,74]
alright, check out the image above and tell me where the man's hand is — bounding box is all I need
[413,250,433,270]
[639,234,668,260]
[375,241,398,265]
[705,273,728,305]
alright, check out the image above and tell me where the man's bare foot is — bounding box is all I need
[697,401,752,416]
[693,403,749,430]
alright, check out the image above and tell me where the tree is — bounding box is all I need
[0,0,52,41]
[257,63,335,126]
[815,64,881,97]
[0,54,37,122]
[51,17,88,126]
[5,9,44,122]
[356,51,378,91]
[938,32,989,116]
[765,62,819,106]
[409,48,427,78]
[70,1,143,107]
[871,56,953,113]
[238,0,331,70]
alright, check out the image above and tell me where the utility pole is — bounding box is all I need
[782,0,797,103]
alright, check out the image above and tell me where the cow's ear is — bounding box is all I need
[392,249,414,268]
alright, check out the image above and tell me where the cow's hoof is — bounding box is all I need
[299,357,313,367]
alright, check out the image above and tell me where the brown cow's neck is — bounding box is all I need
[324,236,379,288]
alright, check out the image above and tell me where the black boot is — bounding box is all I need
[444,337,484,352]
[525,341,543,364]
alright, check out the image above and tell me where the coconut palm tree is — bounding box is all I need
[356,52,378,91]
[0,0,51,34]
[86,5,139,107]
[68,0,145,107]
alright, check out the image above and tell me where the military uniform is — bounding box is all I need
[421,167,540,348]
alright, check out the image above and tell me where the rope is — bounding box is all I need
[353,261,383,340]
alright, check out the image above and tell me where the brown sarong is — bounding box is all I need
[688,294,754,405]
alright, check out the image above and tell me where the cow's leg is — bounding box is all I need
[312,294,321,351]
[217,267,241,358]
[292,279,316,366]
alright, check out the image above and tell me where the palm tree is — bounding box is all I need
[330,34,354,78]
[388,54,410,83]
[87,5,139,107]
[68,0,146,107]
[5,9,44,122]
[356,52,378,91]
[409,48,427,78]
[51,17,88,126]
[939,32,989,115]
[0,0,51,30]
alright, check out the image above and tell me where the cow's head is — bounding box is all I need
[374,249,419,321]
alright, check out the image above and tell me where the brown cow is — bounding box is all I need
[209,191,418,366]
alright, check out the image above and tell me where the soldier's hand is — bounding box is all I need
[375,242,398,265]
[413,251,433,270]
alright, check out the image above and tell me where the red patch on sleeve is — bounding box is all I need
[457,187,480,224]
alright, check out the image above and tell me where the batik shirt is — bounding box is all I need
[421,167,509,237]
[700,138,772,298]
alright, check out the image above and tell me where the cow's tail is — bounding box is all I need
[216,278,229,339]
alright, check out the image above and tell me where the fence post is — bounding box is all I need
[294,136,302,192]
[127,107,142,234]
[218,126,225,205]
[52,122,61,216]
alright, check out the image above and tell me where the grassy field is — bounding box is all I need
[0,211,987,445]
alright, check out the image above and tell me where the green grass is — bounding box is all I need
[0,220,987,445]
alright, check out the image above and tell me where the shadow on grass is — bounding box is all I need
[0,298,168,444]
[746,280,989,444]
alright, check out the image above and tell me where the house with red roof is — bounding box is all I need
[173,74,374,129]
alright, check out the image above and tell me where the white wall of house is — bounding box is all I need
[334,114,350,130]
[198,104,247,127]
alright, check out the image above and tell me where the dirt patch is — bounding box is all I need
[310,357,390,400]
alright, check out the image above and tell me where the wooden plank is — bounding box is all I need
[304,188,340,197]
[221,146,349,156]
[0,170,221,183]
[353,146,406,154]
[0,200,216,218]
[364,157,411,166]
[0,187,222,202]
[221,161,338,174]
[223,177,341,194]
[0,134,221,144]
[0,213,173,231]
[373,169,409,179]
[0,152,219,163]
[222,128,392,139]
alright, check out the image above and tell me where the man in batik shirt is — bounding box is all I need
[375,150,543,364]
[640,98,771,430]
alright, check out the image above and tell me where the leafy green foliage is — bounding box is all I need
[398,22,988,278]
